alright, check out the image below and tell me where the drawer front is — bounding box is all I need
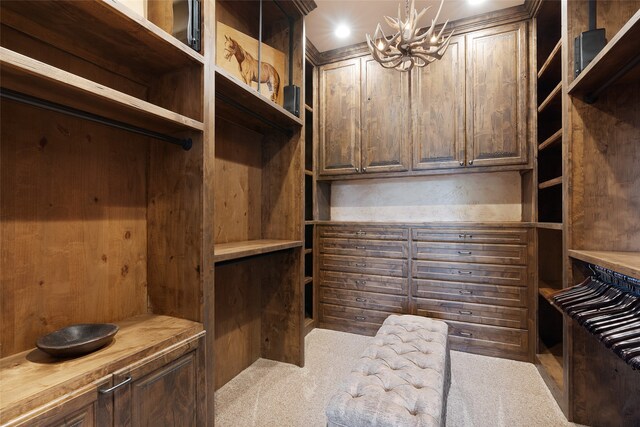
[320,287,409,312]
[412,278,528,308]
[320,270,408,295]
[412,261,527,287]
[318,226,409,241]
[415,298,527,329]
[445,320,529,360]
[411,228,529,244]
[320,238,408,259]
[412,242,527,265]
[319,303,392,335]
[320,254,408,277]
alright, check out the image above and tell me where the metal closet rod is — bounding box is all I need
[0,89,192,151]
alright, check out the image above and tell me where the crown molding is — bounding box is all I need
[305,37,322,65]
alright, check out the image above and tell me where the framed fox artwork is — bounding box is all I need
[216,21,286,106]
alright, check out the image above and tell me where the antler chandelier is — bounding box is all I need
[366,0,454,72]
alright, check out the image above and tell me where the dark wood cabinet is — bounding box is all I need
[361,56,410,173]
[412,36,466,170]
[319,58,361,175]
[465,21,528,167]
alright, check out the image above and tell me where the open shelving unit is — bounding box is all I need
[0,0,214,423]
[533,0,565,409]
[213,0,309,391]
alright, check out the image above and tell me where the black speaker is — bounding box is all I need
[284,85,300,117]
[574,29,606,77]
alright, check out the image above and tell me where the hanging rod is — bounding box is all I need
[215,91,293,137]
[590,264,640,296]
[0,89,192,151]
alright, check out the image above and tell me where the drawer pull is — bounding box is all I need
[458,234,465,238]
[457,251,472,255]
[458,270,473,275]
[99,376,132,394]
[355,263,367,267]
[355,246,366,250]
[459,290,473,295]
[459,311,473,315]
[355,316,366,321]
[467,235,473,239]
[355,280,367,285]
[458,331,473,337]
[355,297,367,302]
[356,230,366,236]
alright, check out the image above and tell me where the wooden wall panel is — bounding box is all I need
[214,259,261,390]
[213,118,263,243]
[568,82,640,252]
[0,100,148,356]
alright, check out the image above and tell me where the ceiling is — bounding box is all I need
[306,0,525,52]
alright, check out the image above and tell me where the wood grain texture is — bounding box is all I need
[568,250,640,279]
[0,315,203,422]
[0,100,148,357]
[360,56,410,173]
[319,58,361,175]
[214,259,261,390]
[466,21,528,167]
[214,239,303,263]
[0,48,204,133]
[412,36,465,170]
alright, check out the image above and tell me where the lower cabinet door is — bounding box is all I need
[113,338,205,427]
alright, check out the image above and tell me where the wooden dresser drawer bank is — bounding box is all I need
[317,224,534,362]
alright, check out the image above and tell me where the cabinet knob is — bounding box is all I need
[459,161,464,166]
[362,167,367,172]
[468,160,474,165]
[355,167,359,172]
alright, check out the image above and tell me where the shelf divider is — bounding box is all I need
[568,250,640,279]
[539,129,562,151]
[538,39,562,78]
[538,82,562,113]
[214,239,303,263]
[539,176,563,190]
[568,10,640,102]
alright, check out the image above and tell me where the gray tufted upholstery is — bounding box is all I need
[326,315,450,427]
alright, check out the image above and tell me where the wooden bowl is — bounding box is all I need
[36,323,119,358]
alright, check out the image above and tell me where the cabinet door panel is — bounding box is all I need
[412,36,465,170]
[361,57,410,173]
[466,22,528,167]
[319,58,361,175]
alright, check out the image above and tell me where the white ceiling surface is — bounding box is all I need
[306,0,525,52]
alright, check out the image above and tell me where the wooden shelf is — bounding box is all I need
[305,220,317,225]
[215,66,303,134]
[537,341,564,390]
[538,40,562,79]
[568,250,640,279]
[304,276,313,285]
[305,170,313,176]
[0,48,204,135]
[539,129,562,151]
[539,176,562,190]
[538,81,562,113]
[537,222,563,230]
[305,104,313,114]
[0,0,204,76]
[568,10,640,100]
[0,315,204,421]
[304,248,313,255]
[214,239,303,263]
[539,286,560,301]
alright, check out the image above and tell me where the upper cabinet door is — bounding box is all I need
[361,56,410,173]
[319,58,361,175]
[411,36,465,170]
[466,22,528,167]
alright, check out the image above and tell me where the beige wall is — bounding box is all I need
[117,0,147,18]
[330,171,522,222]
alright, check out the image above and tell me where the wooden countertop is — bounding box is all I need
[0,314,204,422]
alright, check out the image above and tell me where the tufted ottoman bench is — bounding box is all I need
[325,315,451,427]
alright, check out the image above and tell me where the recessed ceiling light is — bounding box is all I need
[335,24,351,39]
[468,0,486,4]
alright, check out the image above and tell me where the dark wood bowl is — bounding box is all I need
[36,323,119,358]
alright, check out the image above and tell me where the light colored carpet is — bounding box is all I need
[215,328,580,427]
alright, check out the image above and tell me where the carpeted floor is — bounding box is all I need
[215,328,579,427]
